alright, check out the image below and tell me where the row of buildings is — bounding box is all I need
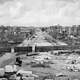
[48,25,80,37]
[0,25,80,41]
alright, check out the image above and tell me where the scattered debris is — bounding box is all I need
[17,69,32,76]
[55,72,67,77]
[4,65,17,73]
[0,68,5,76]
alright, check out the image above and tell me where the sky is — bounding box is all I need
[0,0,80,27]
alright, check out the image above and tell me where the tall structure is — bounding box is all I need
[64,26,71,35]
[71,25,78,36]
[77,25,80,36]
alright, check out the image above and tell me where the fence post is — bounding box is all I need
[11,47,14,53]
[32,45,35,52]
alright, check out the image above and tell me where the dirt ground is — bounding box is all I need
[0,52,80,80]
[19,53,80,79]
[0,53,16,68]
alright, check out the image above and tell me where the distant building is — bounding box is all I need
[64,26,71,35]
[71,25,78,36]
[53,24,63,33]
[77,25,80,36]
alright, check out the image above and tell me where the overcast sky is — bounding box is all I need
[0,0,80,26]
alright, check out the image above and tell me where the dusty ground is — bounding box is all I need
[0,53,16,68]
[19,53,80,79]
[0,52,80,80]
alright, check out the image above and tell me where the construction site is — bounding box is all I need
[0,28,80,80]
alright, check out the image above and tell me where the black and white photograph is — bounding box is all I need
[0,0,80,80]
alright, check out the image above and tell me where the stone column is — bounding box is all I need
[32,44,35,52]
[11,47,14,53]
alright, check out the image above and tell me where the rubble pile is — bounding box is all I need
[65,54,80,72]
[34,52,52,61]
[0,65,39,80]
[30,52,53,68]
[0,64,56,80]
[1,52,80,80]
